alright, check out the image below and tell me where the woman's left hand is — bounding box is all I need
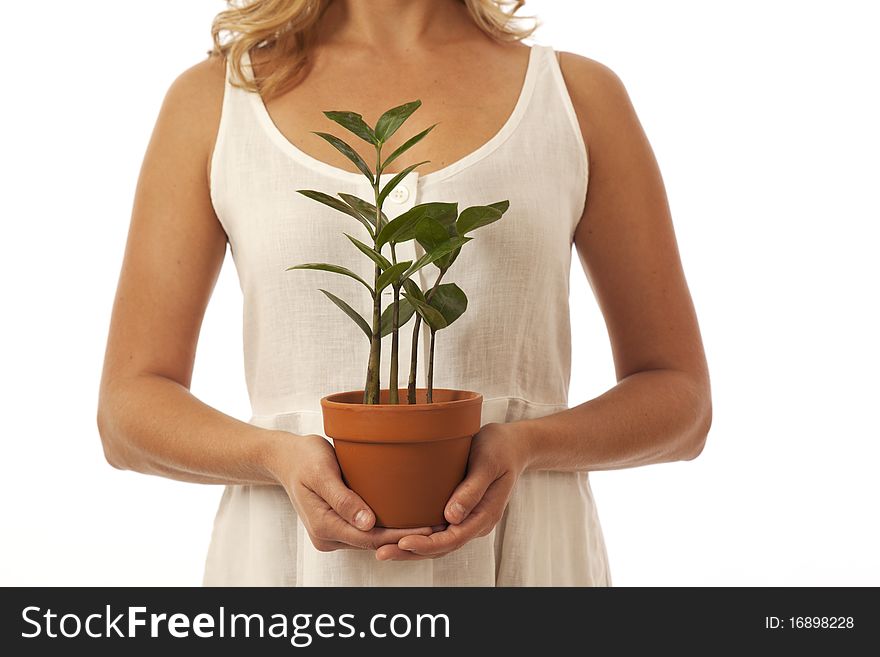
[375,421,532,561]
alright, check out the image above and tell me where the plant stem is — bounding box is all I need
[364,271,381,404]
[364,146,384,404]
[407,313,421,404]
[425,270,446,302]
[386,238,400,404]
[389,284,401,404]
[406,267,447,404]
[427,328,436,403]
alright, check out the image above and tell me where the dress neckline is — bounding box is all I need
[240,45,543,185]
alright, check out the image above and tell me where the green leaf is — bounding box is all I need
[374,202,456,251]
[402,278,425,303]
[318,289,371,339]
[375,100,421,143]
[403,236,472,279]
[395,202,458,243]
[436,203,460,233]
[296,189,375,237]
[338,193,388,231]
[286,262,375,296]
[433,245,462,273]
[456,205,504,235]
[375,202,441,249]
[381,123,437,171]
[312,131,374,183]
[411,205,460,273]
[488,200,511,215]
[323,111,377,145]
[344,233,391,270]
[431,203,463,272]
[376,260,412,292]
[380,295,416,338]
[414,217,450,253]
[428,283,467,328]
[377,161,429,208]
[404,293,448,331]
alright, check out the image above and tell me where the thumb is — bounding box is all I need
[314,475,376,531]
[445,464,496,525]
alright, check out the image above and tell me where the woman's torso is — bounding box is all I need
[210,39,587,415]
[203,38,610,586]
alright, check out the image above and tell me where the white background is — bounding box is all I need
[2,1,877,586]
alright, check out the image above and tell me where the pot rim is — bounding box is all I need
[321,388,482,412]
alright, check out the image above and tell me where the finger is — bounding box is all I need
[375,544,426,561]
[376,546,457,561]
[311,538,347,553]
[309,474,376,531]
[401,477,510,554]
[326,514,436,550]
[375,525,449,560]
[444,461,498,525]
[368,525,436,545]
[398,517,478,555]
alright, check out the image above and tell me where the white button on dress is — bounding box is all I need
[202,43,612,586]
[388,185,410,203]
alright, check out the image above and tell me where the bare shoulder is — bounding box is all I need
[555,51,639,148]
[153,54,227,177]
[166,53,226,107]
[556,51,626,94]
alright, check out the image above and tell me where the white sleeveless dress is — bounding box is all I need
[203,42,612,586]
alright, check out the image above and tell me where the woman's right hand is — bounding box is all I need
[269,432,436,553]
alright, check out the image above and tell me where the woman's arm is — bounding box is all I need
[97,56,432,551]
[383,52,711,560]
[96,55,274,485]
[517,53,712,471]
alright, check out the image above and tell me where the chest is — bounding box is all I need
[213,43,586,292]
[256,45,533,176]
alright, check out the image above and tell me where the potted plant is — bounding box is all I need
[287,100,509,528]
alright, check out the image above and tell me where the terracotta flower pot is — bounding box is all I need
[320,388,483,528]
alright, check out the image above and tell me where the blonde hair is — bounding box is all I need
[209,0,540,101]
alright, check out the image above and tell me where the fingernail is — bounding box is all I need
[354,510,371,530]
[449,502,466,521]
